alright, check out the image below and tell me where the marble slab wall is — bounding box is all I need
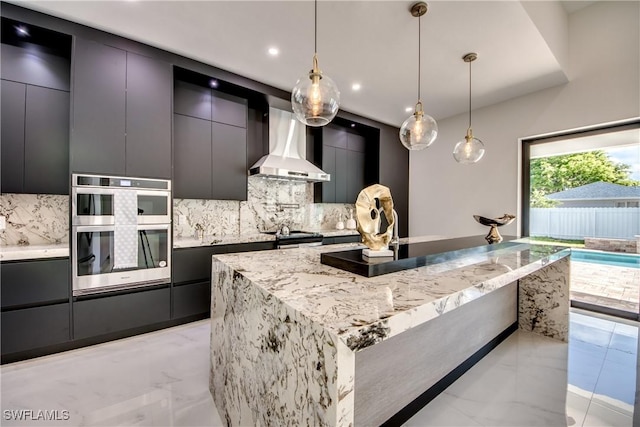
[174,177,356,238]
[0,194,69,246]
[210,259,355,426]
[518,256,570,342]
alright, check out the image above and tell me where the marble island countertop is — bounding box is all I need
[212,237,571,351]
[210,235,572,426]
[0,243,69,261]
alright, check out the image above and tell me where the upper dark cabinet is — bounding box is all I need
[1,80,26,194]
[317,125,370,204]
[1,43,70,92]
[211,122,247,200]
[173,78,248,200]
[125,52,172,179]
[173,114,213,199]
[1,21,71,195]
[71,38,172,178]
[71,38,126,176]
[24,86,70,194]
[174,81,211,120]
[211,91,247,128]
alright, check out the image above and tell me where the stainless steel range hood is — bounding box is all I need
[249,107,330,182]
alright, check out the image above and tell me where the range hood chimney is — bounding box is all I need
[249,107,330,182]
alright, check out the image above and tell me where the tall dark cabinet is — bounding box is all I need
[71,38,172,178]
[0,19,71,195]
[317,124,373,204]
[173,78,248,200]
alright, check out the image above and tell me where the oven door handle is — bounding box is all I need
[73,224,171,232]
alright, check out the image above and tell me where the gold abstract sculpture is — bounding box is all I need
[355,184,395,251]
[473,214,516,244]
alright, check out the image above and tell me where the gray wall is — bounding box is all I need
[409,2,640,238]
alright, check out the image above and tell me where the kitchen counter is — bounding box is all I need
[0,243,69,261]
[173,229,361,248]
[173,233,275,248]
[209,236,571,426]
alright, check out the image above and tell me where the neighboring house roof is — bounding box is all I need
[547,181,640,200]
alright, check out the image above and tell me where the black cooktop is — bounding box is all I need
[320,235,520,277]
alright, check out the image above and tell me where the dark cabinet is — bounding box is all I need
[71,38,171,178]
[1,258,70,309]
[172,281,211,319]
[322,235,361,245]
[319,126,368,204]
[24,86,70,194]
[173,80,248,200]
[73,286,170,339]
[173,114,213,199]
[171,242,274,319]
[1,80,25,193]
[1,83,70,194]
[174,80,211,120]
[125,52,173,179]
[1,304,70,355]
[211,122,247,200]
[211,92,247,128]
[71,38,126,175]
[1,258,71,359]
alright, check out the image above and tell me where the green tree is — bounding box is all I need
[530,150,639,207]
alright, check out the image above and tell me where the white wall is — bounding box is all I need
[409,1,640,238]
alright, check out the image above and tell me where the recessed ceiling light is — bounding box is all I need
[268,47,279,56]
[209,79,219,88]
[405,107,413,112]
[351,83,361,91]
[350,123,356,128]
[14,25,29,37]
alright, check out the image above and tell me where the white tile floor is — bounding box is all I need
[1,310,637,426]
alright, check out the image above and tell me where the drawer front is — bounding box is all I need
[73,287,170,339]
[333,235,361,244]
[173,247,223,284]
[172,281,211,319]
[1,259,70,308]
[1,303,70,355]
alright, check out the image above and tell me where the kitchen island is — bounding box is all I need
[209,236,571,426]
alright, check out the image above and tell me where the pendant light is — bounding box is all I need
[399,2,438,151]
[291,0,340,127]
[453,53,485,163]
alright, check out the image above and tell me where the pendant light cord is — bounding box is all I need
[314,0,318,54]
[468,59,472,129]
[417,13,421,102]
[466,59,470,129]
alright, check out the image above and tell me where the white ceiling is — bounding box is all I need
[13,0,594,127]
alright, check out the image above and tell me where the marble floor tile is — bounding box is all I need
[1,320,223,427]
[566,388,591,427]
[431,331,569,427]
[1,311,637,427]
[568,341,608,396]
[404,393,483,427]
[583,401,633,427]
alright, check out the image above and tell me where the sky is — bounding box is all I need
[604,144,640,181]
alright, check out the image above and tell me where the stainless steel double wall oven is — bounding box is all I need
[71,174,172,295]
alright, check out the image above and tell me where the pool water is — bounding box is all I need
[571,249,640,269]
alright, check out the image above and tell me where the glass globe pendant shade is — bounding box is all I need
[291,55,340,127]
[453,129,485,163]
[399,102,438,150]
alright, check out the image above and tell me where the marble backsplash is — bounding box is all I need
[174,177,356,239]
[0,179,357,245]
[0,194,69,246]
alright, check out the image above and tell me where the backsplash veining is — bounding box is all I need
[174,176,355,238]
[0,194,69,246]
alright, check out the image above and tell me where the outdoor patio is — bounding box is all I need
[571,260,639,313]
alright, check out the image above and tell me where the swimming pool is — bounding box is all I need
[571,249,640,269]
